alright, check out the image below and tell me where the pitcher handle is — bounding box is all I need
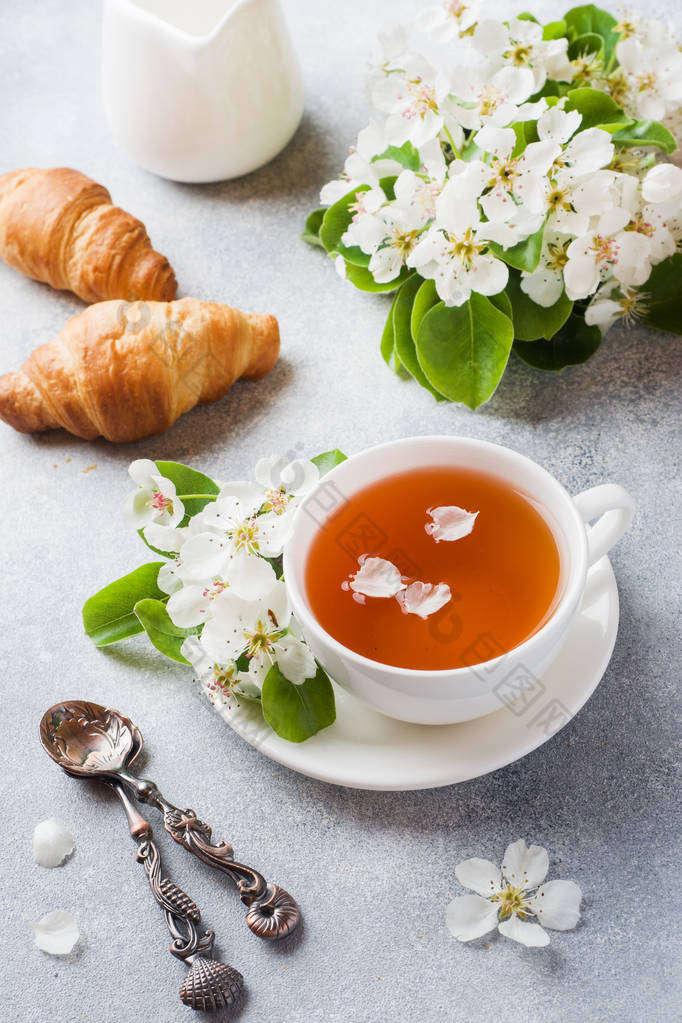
[573,484,635,568]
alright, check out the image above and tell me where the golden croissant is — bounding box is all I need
[0,299,279,443]
[0,167,177,302]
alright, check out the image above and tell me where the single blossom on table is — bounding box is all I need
[446,839,582,947]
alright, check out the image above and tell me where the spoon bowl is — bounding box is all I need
[40,700,143,778]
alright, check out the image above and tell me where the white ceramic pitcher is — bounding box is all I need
[101,0,304,182]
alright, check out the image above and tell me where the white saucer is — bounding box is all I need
[215,557,619,790]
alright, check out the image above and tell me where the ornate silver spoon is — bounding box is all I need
[39,700,300,942]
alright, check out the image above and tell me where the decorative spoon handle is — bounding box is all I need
[110,782,244,1012]
[118,770,300,940]
[160,800,300,940]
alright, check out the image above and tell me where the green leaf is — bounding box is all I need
[511,120,539,156]
[318,185,372,266]
[311,449,348,477]
[411,278,440,340]
[133,598,197,664]
[565,87,632,132]
[506,271,573,341]
[542,19,567,40]
[567,32,604,60]
[301,208,326,249]
[612,120,677,154]
[154,461,219,522]
[392,275,446,400]
[372,142,421,171]
[489,220,546,273]
[137,528,176,559]
[641,253,682,334]
[319,185,367,253]
[261,663,336,742]
[564,5,620,61]
[415,294,514,408]
[83,562,166,647]
[380,290,401,370]
[378,176,399,201]
[344,262,412,293]
[530,79,569,102]
[489,290,513,320]
[460,139,484,162]
[514,313,601,370]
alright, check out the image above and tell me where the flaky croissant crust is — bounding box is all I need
[0,167,177,303]
[0,299,279,443]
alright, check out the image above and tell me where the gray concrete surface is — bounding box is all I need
[0,1,680,1021]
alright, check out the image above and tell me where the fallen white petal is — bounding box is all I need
[32,910,79,955]
[32,818,76,868]
[455,857,502,898]
[425,506,478,543]
[502,839,549,890]
[446,894,499,942]
[498,914,549,947]
[349,557,405,598]
[526,880,582,931]
[396,581,451,620]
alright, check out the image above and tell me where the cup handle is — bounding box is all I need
[573,484,635,568]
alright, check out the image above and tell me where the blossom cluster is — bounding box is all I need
[125,456,320,707]
[321,4,682,327]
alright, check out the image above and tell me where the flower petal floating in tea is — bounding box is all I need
[425,505,479,542]
[396,581,451,620]
[347,556,405,599]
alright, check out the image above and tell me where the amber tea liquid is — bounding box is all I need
[304,466,562,670]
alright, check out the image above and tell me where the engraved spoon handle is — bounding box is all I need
[158,798,300,941]
[109,781,243,1012]
[117,769,300,940]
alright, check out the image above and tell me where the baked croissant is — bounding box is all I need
[0,167,177,302]
[0,299,279,442]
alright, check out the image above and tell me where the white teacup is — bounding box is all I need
[283,436,634,725]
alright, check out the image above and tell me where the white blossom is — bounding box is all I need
[124,459,184,530]
[416,0,480,42]
[199,581,316,689]
[473,17,573,92]
[564,207,653,300]
[446,840,582,947]
[372,57,454,148]
[615,36,682,121]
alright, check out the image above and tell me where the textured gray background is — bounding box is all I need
[0,1,680,1021]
